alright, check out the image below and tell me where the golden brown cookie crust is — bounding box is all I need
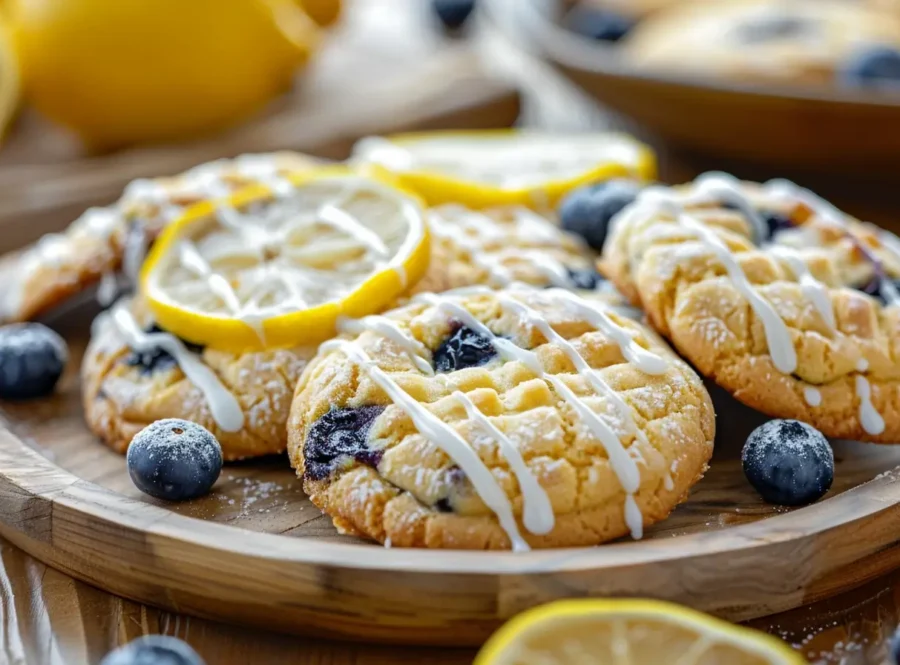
[603,176,900,442]
[82,298,316,460]
[287,289,715,549]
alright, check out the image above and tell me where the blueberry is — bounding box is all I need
[432,0,476,30]
[566,267,605,290]
[127,419,222,501]
[742,419,833,506]
[0,323,67,400]
[304,406,385,480]
[854,275,900,305]
[761,210,795,240]
[564,6,634,43]
[125,326,204,375]
[559,180,641,250]
[842,46,900,88]
[433,324,497,373]
[100,635,205,665]
[734,15,809,43]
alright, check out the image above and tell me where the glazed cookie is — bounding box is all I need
[601,172,900,443]
[288,286,715,550]
[622,0,900,87]
[83,298,316,460]
[412,204,609,295]
[0,152,320,324]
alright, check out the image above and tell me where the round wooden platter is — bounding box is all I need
[1,304,900,646]
[486,0,900,179]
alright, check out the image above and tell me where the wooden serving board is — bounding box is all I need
[2,299,900,646]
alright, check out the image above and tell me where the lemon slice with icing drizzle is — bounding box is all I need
[352,130,657,208]
[141,167,430,352]
[476,599,805,665]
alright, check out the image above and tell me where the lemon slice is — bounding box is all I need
[475,600,805,665]
[352,130,657,208]
[0,13,19,142]
[141,167,430,352]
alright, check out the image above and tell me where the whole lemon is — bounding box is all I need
[8,0,319,150]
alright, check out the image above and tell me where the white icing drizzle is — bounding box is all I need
[97,272,118,307]
[414,288,663,539]
[428,205,590,290]
[627,189,799,374]
[320,338,531,552]
[452,390,554,535]
[857,358,869,372]
[663,473,675,492]
[803,386,822,407]
[766,245,835,331]
[109,303,245,433]
[855,375,885,436]
[337,315,434,376]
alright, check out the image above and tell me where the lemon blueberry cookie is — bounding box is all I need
[0,151,320,324]
[83,168,430,459]
[287,286,714,550]
[601,172,900,442]
[622,0,900,88]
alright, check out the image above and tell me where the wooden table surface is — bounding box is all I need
[3,3,900,665]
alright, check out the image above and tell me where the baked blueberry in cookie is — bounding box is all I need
[304,406,386,480]
[843,45,900,87]
[432,323,498,373]
[565,6,635,43]
[0,323,67,400]
[559,180,641,250]
[288,287,715,550]
[124,325,204,375]
[742,419,833,505]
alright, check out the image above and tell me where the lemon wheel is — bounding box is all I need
[141,167,430,352]
[475,600,805,665]
[352,130,657,208]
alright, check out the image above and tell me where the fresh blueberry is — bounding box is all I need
[559,180,641,250]
[734,15,809,43]
[742,419,833,506]
[433,323,497,373]
[304,406,385,480]
[100,635,205,665]
[0,323,67,400]
[432,0,476,30]
[842,46,900,88]
[125,326,204,375]
[564,6,634,43]
[127,419,223,501]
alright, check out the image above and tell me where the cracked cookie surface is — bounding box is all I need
[83,297,316,460]
[601,173,900,442]
[0,152,319,324]
[287,287,714,549]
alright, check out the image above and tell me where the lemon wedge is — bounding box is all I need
[141,168,430,352]
[475,600,805,665]
[352,130,657,208]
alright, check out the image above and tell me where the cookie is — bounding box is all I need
[412,204,609,295]
[601,171,900,442]
[621,0,900,86]
[287,286,715,550]
[83,297,316,460]
[0,152,320,324]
